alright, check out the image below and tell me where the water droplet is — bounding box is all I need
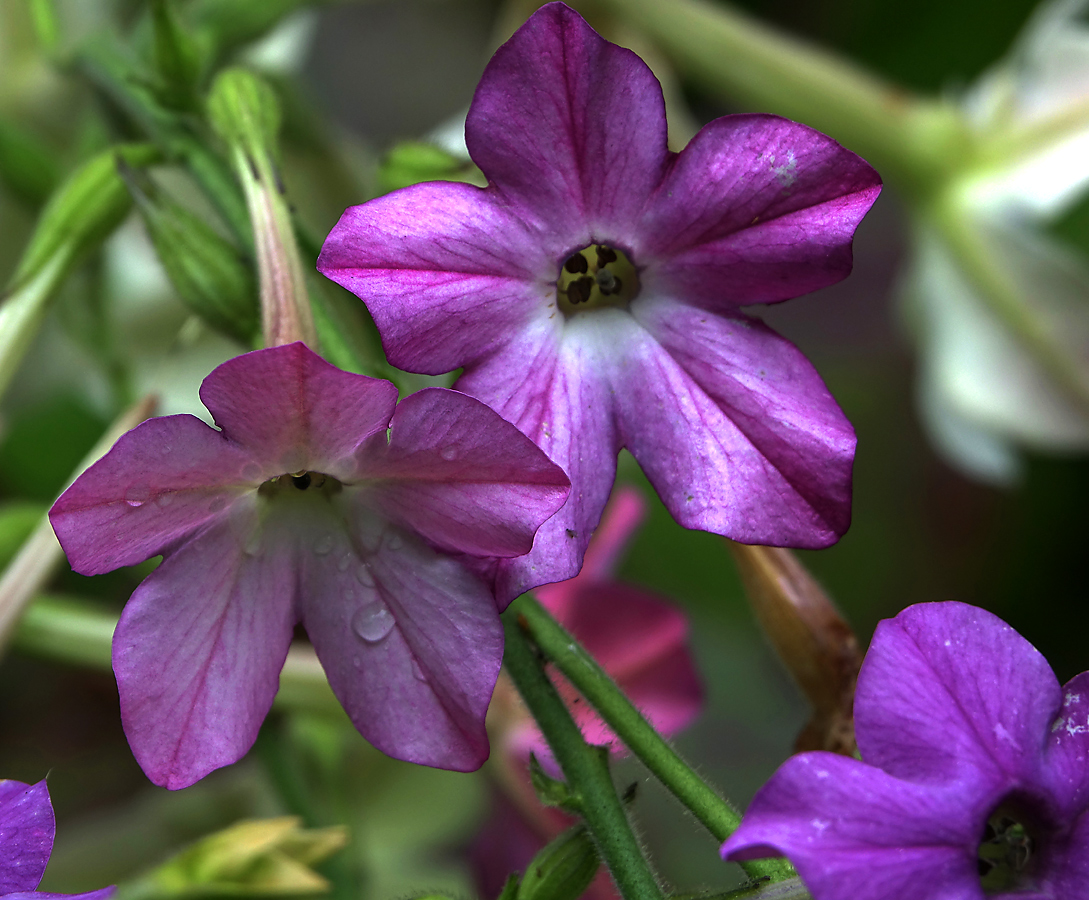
[440,446,458,461]
[336,554,351,572]
[386,533,403,551]
[242,462,262,481]
[124,484,150,508]
[155,493,174,508]
[351,601,394,643]
[209,496,228,514]
[411,659,427,682]
[355,565,375,588]
[313,534,334,555]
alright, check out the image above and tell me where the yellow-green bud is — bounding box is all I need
[207,68,282,168]
[516,824,600,900]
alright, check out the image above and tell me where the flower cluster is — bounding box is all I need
[722,601,1089,898]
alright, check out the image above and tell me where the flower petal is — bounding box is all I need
[638,115,881,308]
[1045,671,1089,818]
[359,387,569,559]
[855,601,1060,788]
[456,316,620,601]
[299,505,502,771]
[199,343,398,476]
[0,780,53,893]
[317,181,555,375]
[466,2,668,243]
[113,499,295,790]
[613,304,853,546]
[22,890,117,900]
[721,753,981,900]
[49,416,254,575]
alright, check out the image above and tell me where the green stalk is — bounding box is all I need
[514,596,793,882]
[503,613,665,900]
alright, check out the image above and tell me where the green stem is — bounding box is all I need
[503,613,665,900]
[514,596,793,882]
[599,0,971,192]
[12,594,346,718]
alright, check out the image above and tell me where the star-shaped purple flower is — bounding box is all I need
[49,343,569,790]
[721,601,1089,899]
[0,779,114,900]
[317,1,882,598]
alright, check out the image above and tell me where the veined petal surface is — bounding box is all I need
[0,780,53,893]
[113,500,296,790]
[359,387,569,558]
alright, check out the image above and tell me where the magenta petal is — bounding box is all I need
[456,319,620,600]
[299,509,502,771]
[1045,671,1089,817]
[466,2,668,243]
[0,780,53,893]
[855,601,1060,788]
[360,388,569,558]
[113,501,295,790]
[24,890,117,900]
[317,182,555,375]
[633,298,854,545]
[721,753,980,900]
[49,416,254,576]
[639,115,881,308]
[199,343,398,477]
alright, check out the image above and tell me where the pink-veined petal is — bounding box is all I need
[49,416,255,575]
[466,2,668,243]
[638,115,881,309]
[199,343,397,477]
[318,182,556,375]
[24,890,117,900]
[0,780,53,893]
[456,316,620,602]
[721,753,982,900]
[633,297,854,545]
[359,387,569,558]
[1047,672,1089,820]
[113,499,295,790]
[299,505,503,771]
[855,601,1059,790]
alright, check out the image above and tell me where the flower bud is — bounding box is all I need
[150,0,203,111]
[0,117,61,206]
[120,164,258,343]
[515,823,600,900]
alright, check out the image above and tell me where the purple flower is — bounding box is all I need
[49,342,569,790]
[0,779,114,900]
[720,601,1089,899]
[317,1,882,598]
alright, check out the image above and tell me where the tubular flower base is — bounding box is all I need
[721,601,1089,899]
[49,343,569,790]
[318,1,882,600]
[0,779,114,900]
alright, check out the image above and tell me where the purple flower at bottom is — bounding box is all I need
[721,601,1089,899]
[317,2,882,599]
[49,343,569,790]
[0,780,113,900]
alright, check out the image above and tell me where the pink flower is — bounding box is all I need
[49,343,569,789]
[0,779,114,900]
[317,2,882,600]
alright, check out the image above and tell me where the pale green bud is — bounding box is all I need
[207,68,282,168]
[515,824,600,900]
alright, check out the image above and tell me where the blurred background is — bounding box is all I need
[1,0,1086,898]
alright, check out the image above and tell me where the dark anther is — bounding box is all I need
[563,252,589,274]
[596,245,618,266]
[291,473,312,490]
[566,276,593,305]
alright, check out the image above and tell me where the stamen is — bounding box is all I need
[291,473,312,490]
[564,253,589,274]
[555,243,639,316]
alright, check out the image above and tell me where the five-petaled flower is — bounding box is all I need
[318,1,882,599]
[0,779,114,900]
[721,601,1089,899]
[49,342,569,790]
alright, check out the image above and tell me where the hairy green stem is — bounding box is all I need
[514,596,793,882]
[503,612,665,900]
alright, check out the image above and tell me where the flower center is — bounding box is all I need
[978,807,1035,892]
[556,244,639,316]
[258,470,343,498]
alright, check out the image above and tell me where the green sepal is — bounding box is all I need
[528,754,583,815]
[0,118,62,206]
[119,164,258,344]
[497,874,521,900]
[516,823,601,900]
[377,141,482,194]
[150,0,204,111]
